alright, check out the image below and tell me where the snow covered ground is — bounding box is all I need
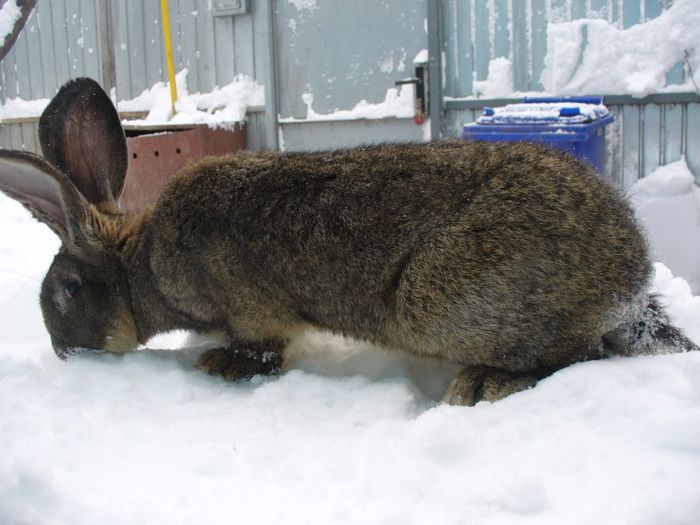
[1,160,700,525]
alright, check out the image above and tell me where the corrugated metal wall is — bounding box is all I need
[440,0,699,188]
[0,0,697,188]
[0,0,265,102]
[442,0,685,98]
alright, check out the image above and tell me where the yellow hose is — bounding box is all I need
[161,0,178,115]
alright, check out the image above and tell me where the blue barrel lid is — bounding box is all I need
[476,96,610,126]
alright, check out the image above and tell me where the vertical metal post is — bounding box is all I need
[261,0,279,150]
[98,0,116,99]
[161,0,178,115]
[427,0,444,141]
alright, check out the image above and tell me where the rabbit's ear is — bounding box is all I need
[39,77,127,212]
[0,149,91,247]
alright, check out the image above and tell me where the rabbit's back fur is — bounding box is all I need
[3,77,695,405]
[142,140,650,372]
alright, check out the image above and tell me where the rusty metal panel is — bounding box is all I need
[120,124,246,213]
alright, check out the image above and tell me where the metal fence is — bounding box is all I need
[0,0,697,188]
[0,0,268,101]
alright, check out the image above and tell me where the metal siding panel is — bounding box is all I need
[589,0,608,16]
[622,0,642,27]
[35,2,58,95]
[511,0,528,91]
[125,0,148,96]
[530,0,547,91]
[195,1,216,92]
[549,0,571,21]
[275,0,427,119]
[572,0,587,18]
[662,103,683,165]
[474,0,491,80]
[665,61,685,86]
[143,1,165,91]
[80,0,101,81]
[19,122,33,151]
[444,0,473,98]
[171,0,184,67]
[24,9,45,98]
[443,0,458,97]
[174,0,199,85]
[10,123,23,149]
[493,0,510,58]
[642,103,661,176]
[65,0,84,78]
[13,14,32,98]
[686,104,700,184]
[644,0,663,20]
[252,0,267,84]
[112,0,132,100]
[620,105,639,187]
[52,1,73,87]
[456,0,474,97]
[605,104,623,184]
[233,14,255,78]
[0,124,10,150]
[214,15,235,85]
[279,119,424,152]
[2,51,18,99]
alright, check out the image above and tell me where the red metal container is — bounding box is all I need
[120,123,246,213]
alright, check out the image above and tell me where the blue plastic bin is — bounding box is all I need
[462,96,614,173]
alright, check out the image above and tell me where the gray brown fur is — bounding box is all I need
[0,78,695,406]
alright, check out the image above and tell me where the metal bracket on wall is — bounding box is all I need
[213,0,250,16]
[395,65,429,125]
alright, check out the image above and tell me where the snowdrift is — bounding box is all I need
[0,161,699,525]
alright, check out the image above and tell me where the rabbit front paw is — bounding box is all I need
[444,366,539,406]
[195,342,284,381]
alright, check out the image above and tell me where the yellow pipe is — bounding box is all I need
[160,0,178,115]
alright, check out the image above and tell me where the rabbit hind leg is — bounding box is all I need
[443,365,542,406]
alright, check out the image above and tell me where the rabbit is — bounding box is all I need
[0,77,696,406]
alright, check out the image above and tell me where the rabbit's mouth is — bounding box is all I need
[54,346,107,360]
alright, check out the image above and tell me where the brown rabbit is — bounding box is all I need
[0,78,695,405]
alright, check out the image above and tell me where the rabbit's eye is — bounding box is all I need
[64,281,80,298]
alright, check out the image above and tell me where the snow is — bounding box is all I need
[541,0,700,97]
[0,70,264,127]
[1,158,699,524]
[0,0,21,48]
[0,96,50,120]
[475,101,609,125]
[413,48,428,64]
[287,0,317,13]
[279,84,415,123]
[445,0,699,101]
[472,56,514,99]
[630,158,700,295]
[119,69,265,128]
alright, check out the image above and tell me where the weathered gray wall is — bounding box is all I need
[0,0,267,101]
[0,0,697,188]
[442,0,685,98]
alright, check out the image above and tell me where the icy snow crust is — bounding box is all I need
[1,162,700,524]
[447,0,700,101]
[541,0,700,98]
[475,102,610,125]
